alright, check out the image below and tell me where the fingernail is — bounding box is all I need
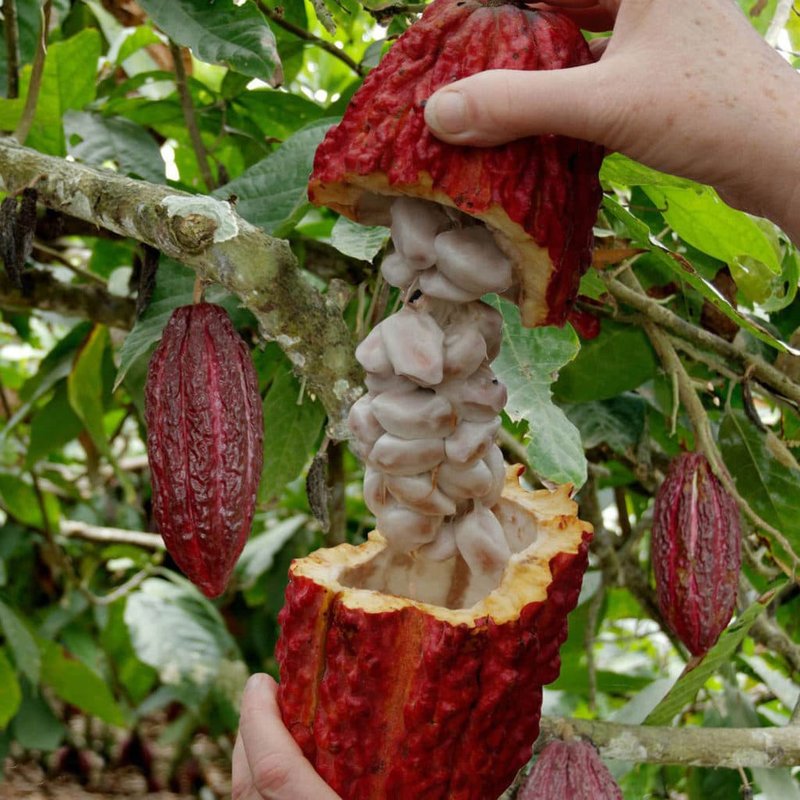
[426,90,468,135]
[244,673,267,694]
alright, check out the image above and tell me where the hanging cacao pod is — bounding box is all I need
[145,303,263,598]
[519,739,623,800]
[277,468,591,800]
[651,452,742,656]
[308,0,604,329]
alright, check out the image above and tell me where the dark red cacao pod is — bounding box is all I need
[308,0,604,328]
[651,452,742,656]
[145,303,263,598]
[519,739,623,800]
[277,469,592,800]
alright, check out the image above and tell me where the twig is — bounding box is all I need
[256,1,366,77]
[13,0,52,144]
[601,274,800,407]
[169,41,216,191]
[3,0,19,99]
[32,241,107,285]
[536,716,800,768]
[669,335,741,383]
[618,269,800,572]
[59,519,165,550]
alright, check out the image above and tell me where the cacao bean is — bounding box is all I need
[390,196,448,268]
[434,226,512,295]
[380,307,445,386]
[369,432,445,475]
[370,388,456,439]
[453,502,511,576]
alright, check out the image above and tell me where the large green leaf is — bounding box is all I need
[214,120,335,236]
[64,110,166,183]
[330,216,388,262]
[25,381,84,469]
[124,577,237,686]
[236,515,308,587]
[604,197,798,355]
[554,319,657,404]
[260,365,326,502]
[0,472,60,531]
[40,640,127,727]
[10,681,64,752]
[0,29,101,155]
[644,599,768,725]
[489,297,586,487]
[0,599,40,686]
[718,410,800,558]
[565,395,647,453]
[137,0,281,82]
[0,649,21,730]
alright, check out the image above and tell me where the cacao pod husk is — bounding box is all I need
[651,452,742,656]
[308,0,604,328]
[277,467,592,800]
[519,739,623,800]
[145,303,263,598]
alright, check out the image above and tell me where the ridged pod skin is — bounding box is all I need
[651,452,742,656]
[519,739,623,800]
[277,468,592,800]
[145,303,263,598]
[308,0,604,328]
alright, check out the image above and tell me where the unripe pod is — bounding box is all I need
[145,303,263,598]
[519,739,623,800]
[651,452,742,656]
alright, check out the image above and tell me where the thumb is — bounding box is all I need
[424,64,606,147]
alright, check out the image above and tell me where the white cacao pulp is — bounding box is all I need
[349,197,515,579]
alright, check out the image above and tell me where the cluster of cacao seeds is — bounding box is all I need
[349,197,515,576]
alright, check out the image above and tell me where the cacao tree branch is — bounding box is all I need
[13,0,51,144]
[59,520,164,550]
[0,268,136,328]
[0,137,363,435]
[601,274,800,407]
[169,41,217,191]
[535,716,800,769]
[3,0,20,99]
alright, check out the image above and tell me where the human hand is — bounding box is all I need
[424,0,800,242]
[232,673,341,800]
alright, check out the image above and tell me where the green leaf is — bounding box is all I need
[0,472,59,531]
[10,681,64,752]
[236,515,307,587]
[554,319,657,403]
[718,410,800,558]
[0,599,40,685]
[114,25,162,66]
[604,196,799,356]
[565,395,647,453]
[488,297,586,487]
[234,90,327,140]
[330,216,388,262]
[644,599,768,725]
[260,366,326,501]
[137,0,281,82]
[0,29,102,155]
[214,120,334,235]
[644,186,781,274]
[64,111,166,183]
[0,649,21,730]
[25,382,84,469]
[600,153,697,190]
[124,577,237,686]
[40,640,127,727]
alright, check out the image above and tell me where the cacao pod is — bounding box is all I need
[651,452,742,656]
[145,303,263,598]
[519,739,623,800]
[277,467,592,800]
[308,0,604,328]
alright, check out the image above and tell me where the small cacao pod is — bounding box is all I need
[308,0,604,328]
[277,467,592,800]
[651,452,742,656]
[519,739,623,800]
[145,303,263,598]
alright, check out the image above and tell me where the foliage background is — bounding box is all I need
[0,0,799,797]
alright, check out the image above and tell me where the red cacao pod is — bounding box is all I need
[651,452,742,656]
[308,0,604,328]
[277,468,592,800]
[519,739,622,800]
[145,303,263,598]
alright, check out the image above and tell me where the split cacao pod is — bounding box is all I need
[519,739,623,800]
[145,303,263,598]
[277,467,592,800]
[651,452,742,656]
[308,0,604,328]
